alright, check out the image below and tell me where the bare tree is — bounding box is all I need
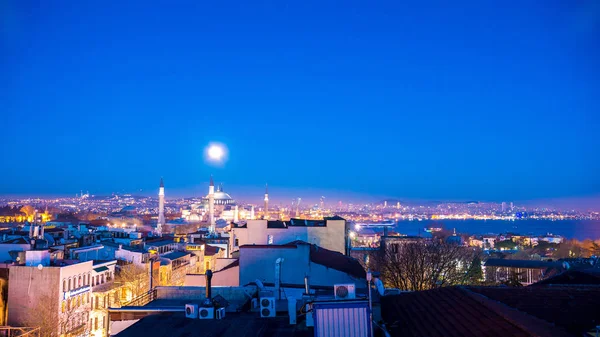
[374,240,477,291]
[115,263,149,301]
[24,293,89,337]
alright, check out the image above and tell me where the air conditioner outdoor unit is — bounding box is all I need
[215,307,226,320]
[198,306,215,319]
[334,284,356,299]
[185,304,198,319]
[260,297,276,318]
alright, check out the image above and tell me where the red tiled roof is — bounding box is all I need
[204,244,221,256]
[531,268,600,286]
[218,259,239,272]
[468,286,600,335]
[308,244,365,279]
[382,287,576,337]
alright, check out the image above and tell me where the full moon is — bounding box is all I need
[208,144,224,160]
[205,142,228,166]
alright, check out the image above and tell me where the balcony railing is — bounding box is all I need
[120,288,157,307]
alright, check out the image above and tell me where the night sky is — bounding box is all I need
[1,1,599,202]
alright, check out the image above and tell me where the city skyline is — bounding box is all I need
[2,1,599,201]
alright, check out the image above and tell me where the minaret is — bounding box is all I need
[157,177,165,236]
[264,184,269,220]
[234,205,239,223]
[250,205,255,220]
[209,175,215,232]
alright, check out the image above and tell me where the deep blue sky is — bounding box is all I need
[1,0,599,203]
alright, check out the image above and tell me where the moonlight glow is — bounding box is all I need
[208,145,224,160]
[204,142,228,166]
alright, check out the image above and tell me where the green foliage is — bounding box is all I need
[466,256,483,284]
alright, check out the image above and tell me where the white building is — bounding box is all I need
[185,240,366,290]
[8,255,94,337]
[229,217,348,256]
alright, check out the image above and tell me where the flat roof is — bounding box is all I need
[161,251,190,261]
[115,312,310,337]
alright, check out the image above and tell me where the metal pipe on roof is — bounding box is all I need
[205,270,213,300]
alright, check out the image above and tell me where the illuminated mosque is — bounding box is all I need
[180,176,256,224]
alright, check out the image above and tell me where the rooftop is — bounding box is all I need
[115,312,310,337]
[161,251,190,261]
[382,286,575,337]
[484,258,564,269]
[532,268,600,286]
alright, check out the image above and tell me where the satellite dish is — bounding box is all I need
[37,264,43,271]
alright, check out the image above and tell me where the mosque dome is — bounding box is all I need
[208,184,236,205]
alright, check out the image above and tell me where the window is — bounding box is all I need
[78,276,82,287]
[68,278,72,290]
[205,261,210,271]
[102,316,106,329]
[63,279,67,292]
[91,297,94,309]
[94,317,98,331]
[92,277,95,287]
[234,238,239,247]
[61,301,66,313]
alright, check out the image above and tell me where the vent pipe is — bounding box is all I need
[304,275,310,295]
[205,270,213,301]
[275,258,284,300]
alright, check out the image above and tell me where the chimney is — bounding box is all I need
[205,270,213,302]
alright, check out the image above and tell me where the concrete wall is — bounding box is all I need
[184,266,240,287]
[239,245,310,286]
[154,286,249,303]
[231,219,346,256]
[238,245,365,289]
[214,258,237,271]
[8,266,61,328]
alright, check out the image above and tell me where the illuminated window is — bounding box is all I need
[205,261,210,271]
[78,276,82,287]
[63,279,66,292]
[94,317,98,330]
[61,301,65,313]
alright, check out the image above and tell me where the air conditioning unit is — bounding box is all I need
[198,306,215,319]
[334,284,356,299]
[260,297,276,318]
[215,307,226,320]
[185,304,198,319]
